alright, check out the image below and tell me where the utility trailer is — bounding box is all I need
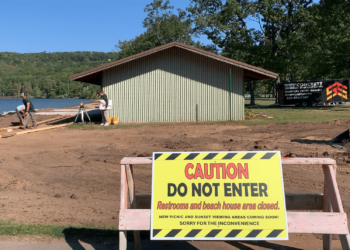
[277,79,349,106]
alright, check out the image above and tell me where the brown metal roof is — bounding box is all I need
[70,42,278,84]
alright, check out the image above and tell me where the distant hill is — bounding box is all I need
[0,51,119,98]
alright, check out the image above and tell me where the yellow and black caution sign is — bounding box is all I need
[151,151,288,240]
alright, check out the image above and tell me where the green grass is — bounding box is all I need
[0,220,118,239]
[244,99,276,106]
[241,106,350,126]
[68,106,350,130]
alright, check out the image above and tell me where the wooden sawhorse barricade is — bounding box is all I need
[119,157,350,250]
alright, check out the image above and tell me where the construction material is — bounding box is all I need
[0,115,71,132]
[119,157,350,250]
[0,123,72,139]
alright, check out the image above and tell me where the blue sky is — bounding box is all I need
[0,0,319,53]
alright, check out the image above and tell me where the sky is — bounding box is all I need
[0,0,319,54]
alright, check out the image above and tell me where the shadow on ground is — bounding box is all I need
[291,139,330,145]
[62,228,309,250]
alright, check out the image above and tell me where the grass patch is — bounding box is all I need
[240,107,350,126]
[68,106,350,130]
[0,220,118,239]
[244,99,276,106]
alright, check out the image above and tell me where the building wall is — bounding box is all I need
[102,47,244,123]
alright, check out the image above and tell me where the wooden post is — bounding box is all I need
[323,165,350,250]
[120,164,128,250]
[126,165,141,250]
[322,164,333,250]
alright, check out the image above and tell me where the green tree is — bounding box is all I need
[115,0,213,59]
[303,0,350,80]
[188,0,314,103]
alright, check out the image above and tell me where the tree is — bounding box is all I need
[115,0,212,59]
[303,0,350,80]
[188,0,314,104]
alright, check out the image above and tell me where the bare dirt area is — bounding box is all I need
[0,116,350,249]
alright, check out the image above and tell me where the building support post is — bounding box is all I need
[229,68,232,121]
[249,81,255,105]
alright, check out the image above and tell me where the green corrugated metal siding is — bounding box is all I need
[102,47,244,123]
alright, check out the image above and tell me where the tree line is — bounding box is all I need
[1,0,349,99]
[0,52,119,98]
[116,0,350,97]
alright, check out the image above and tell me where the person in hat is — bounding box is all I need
[98,89,109,126]
[21,93,37,129]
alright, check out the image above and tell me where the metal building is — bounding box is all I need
[70,42,278,123]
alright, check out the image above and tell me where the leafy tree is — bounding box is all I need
[303,0,350,80]
[188,0,314,104]
[115,0,214,59]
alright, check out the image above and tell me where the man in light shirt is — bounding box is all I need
[16,104,25,125]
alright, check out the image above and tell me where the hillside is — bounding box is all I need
[0,51,119,98]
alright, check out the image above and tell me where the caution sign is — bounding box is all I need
[151,151,288,240]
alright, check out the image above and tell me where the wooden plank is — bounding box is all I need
[134,193,323,210]
[121,157,152,165]
[121,157,337,166]
[288,212,349,234]
[119,210,349,234]
[0,115,71,132]
[119,209,150,230]
[120,165,128,250]
[125,165,141,250]
[282,158,336,165]
[16,123,72,135]
[323,164,333,250]
[285,193,323,210]
[323,165,350,250]
[323,165,343,213]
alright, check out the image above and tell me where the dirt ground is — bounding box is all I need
[0,113,350,249]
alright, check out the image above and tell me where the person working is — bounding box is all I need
[16,104,25,125]
[20,93,37,129]
[98,89,109,126]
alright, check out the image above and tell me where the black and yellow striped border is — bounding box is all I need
[154,152,278,161]
[153,229,284,238]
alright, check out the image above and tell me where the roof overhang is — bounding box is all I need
[70,42,278,85]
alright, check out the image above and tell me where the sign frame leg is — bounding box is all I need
[126,164,141,250]
[120,164,128,250]
[323,164,350,250]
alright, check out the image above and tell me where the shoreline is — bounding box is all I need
[0,99,98,115]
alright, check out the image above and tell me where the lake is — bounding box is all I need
[0,98,93,114]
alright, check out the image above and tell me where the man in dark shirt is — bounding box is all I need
[98,89,109,126]
[21,93,37,129]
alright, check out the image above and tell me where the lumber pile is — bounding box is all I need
[0,115,72,132]
[0,123,73,139]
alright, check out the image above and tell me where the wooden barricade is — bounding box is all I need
[119,157,350,250]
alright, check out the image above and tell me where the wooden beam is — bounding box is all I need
[16,123,72,135]
[121,157,152,165]
[120,165,128,250]
[120,157,337,166]
[0,115,72,132]
[125,165,141,250]
[119,210,349,234]
[282,158,336,165]
[323,165,350,250]
[1,123,72,139]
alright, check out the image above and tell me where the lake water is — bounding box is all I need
[0,98,93,114]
